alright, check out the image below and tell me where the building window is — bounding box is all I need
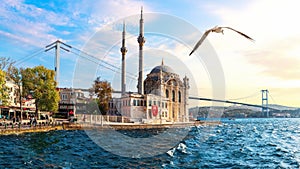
[149,100,152,106]
[62,94,68,100]
[154,101,156,105]
[178,91,181,102]
[172,90,175,102]
[133,99,137,106]
[166,89,169,98]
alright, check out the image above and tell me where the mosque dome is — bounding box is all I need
[150,65,175,74]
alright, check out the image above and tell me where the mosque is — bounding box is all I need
[108,8,190,123]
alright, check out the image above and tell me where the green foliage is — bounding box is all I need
[22,66,59,114]
[92,76,112,114]
[7,66,22,87]
[0,70,9,105]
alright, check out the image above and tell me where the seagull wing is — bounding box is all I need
[222,27,255,42]
[189,29,212,56]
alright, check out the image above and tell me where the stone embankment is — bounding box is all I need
[0,120,221,135]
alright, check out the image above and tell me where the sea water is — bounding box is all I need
[1,118,300,168]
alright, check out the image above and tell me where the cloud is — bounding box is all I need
[0,0,70,46]
[244,41,300,80]
[269,87,300,107]
[205,0,300,80]
[0,0,153,48]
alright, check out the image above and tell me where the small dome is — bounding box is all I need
[150,65,175,74]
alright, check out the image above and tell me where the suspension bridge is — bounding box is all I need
[15,40,279,116]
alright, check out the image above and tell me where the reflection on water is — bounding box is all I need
[1,118,300,168]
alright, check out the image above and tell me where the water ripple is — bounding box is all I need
[1,119,300,168]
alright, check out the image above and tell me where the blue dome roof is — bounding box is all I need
[150,65,175,74]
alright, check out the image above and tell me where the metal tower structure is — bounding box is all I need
[261,89,269,117]
[45,40,71,86]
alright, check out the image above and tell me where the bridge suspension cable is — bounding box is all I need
[188,96,271,109]
[269,92,277,105]
[14,48,45,66]
[69,46,138,80]
[228,91,259,101]
[43,40,138,81]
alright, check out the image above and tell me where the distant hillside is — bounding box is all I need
[268,104,299,111]
[189,105,300,119]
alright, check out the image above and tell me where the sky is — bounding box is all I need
[1,0,300,107]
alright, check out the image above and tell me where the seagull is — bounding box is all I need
[189,26,254,56]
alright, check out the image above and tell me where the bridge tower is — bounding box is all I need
[45,40,71,87]
[261,89,269,117]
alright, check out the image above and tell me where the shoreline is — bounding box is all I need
[0,120,221,135]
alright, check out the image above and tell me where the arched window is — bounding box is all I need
[166,89,169,98]
[178,91,181,102]
[172,90,175,102]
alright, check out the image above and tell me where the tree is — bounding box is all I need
[92,76,112,114]
[22,66,59,117]
[0,57,15,71]
[0,57,15,106]
[0,69,9,105]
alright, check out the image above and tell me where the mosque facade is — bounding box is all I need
[108,8,190,123]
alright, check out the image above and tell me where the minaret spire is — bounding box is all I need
[121,21,127,95]
[137,6,145,94]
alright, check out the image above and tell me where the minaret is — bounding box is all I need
[137,6,145,94]
[120,21,127,95]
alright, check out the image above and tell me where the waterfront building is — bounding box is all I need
[21,95,36,119]
[0,78,21,119]
[57,88,87,118]
[108,8,190,123]
[0,78,36,120]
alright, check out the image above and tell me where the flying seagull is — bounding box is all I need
[189,26,254,56]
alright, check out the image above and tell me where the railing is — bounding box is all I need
[76,114,131,124]
[0,119,63,130]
